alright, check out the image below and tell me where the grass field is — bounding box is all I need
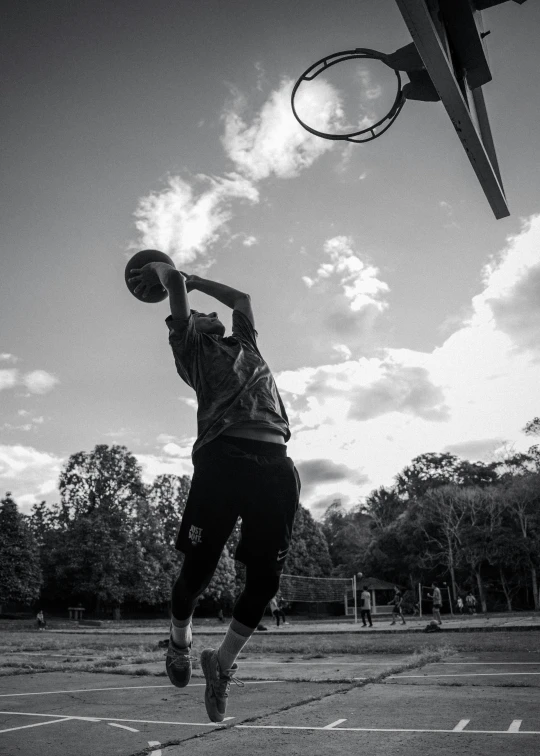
[1,621,540,678]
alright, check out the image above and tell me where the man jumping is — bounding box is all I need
[128,258,300,722]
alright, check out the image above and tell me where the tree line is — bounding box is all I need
[1,417,539,616]
[322,417,540,612]
[0,444,332,617]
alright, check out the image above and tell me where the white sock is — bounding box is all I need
[217,618,253,671]
[171,616,192,648]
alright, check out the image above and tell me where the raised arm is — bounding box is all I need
[182,273,254,326]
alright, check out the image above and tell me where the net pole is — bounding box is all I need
[418,582,422,618]
[353,574,357,624]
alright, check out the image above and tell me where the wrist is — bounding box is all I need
[155,264,181,289]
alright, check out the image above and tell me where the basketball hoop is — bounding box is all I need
[291,48,406,143]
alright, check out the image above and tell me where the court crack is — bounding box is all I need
[125,650,448,755]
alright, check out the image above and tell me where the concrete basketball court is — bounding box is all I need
[2,650,540,755]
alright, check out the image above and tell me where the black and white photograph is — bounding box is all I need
[1,0,540,753]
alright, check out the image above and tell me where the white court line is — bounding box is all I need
[236,724,540,735]
[0,711,226,728]
[108,722,139,732]
[389,672,540,678]
[0,685,171,698]
[0,680,280,698]
[7,652,106,659]
[441,662,540,665]
[453,720,470,731]
[508,720,522,733]
[0,717,73,734]
[323,719,347,729]
[239,661,395,666]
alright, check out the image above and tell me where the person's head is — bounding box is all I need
[363,586,369,592]
[191,309,225,337]
[432,582,438,588]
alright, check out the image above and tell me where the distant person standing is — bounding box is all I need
[466,592,477,615]
[360,586,373,627]
[456,596,464,615]
[428,583,443,625]
[277,597,288,625]
[36,610,46,631]
[389,588,407,626]
[269,597,281,627]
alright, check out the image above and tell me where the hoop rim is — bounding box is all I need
[291,48,406,143]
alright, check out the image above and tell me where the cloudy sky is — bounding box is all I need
[2,0,540,517]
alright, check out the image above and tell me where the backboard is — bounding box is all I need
[394,0,514,219]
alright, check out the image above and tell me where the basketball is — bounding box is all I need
[125,249,175,303]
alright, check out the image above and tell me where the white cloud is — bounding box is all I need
[281,214,540,510]
[304,236,389,313]
[178,397,197,410]
[134,173,259,265]
[134,77,347,269]
[22,370,59,395]
[221,78,343,181]
[162,442,192,458]
[356,67,382,101]
[0,445,64,513]
[1,369,58,395]
[242,235,258,247]
[333,344,352,360]
[0,354,18,363]
[135,452,193,482]
[299,236,391,349]
[0,370,18,391]
[156,433,179,444]
[478,214,540,354]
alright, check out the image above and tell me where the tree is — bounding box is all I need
[200,546,237,611]
[364,487,405,528]
[29,499,66,606]
[58,444,147,522]
[286,505,333,577]
[395,453,466,500]
[523,417,540,437]
[415,485,466,600]
[523,416,540,472]
[502,473,540,610]
[0,493,42,611]
[458,487,504,613]
[54,445,165,615]
[147,474,191,551]
[395,452,498,501]
[322,502,372,577]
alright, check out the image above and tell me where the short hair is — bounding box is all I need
[363,586,368,591]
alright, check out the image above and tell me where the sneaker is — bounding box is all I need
[165,638,195,688]
[200,648,244,723]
